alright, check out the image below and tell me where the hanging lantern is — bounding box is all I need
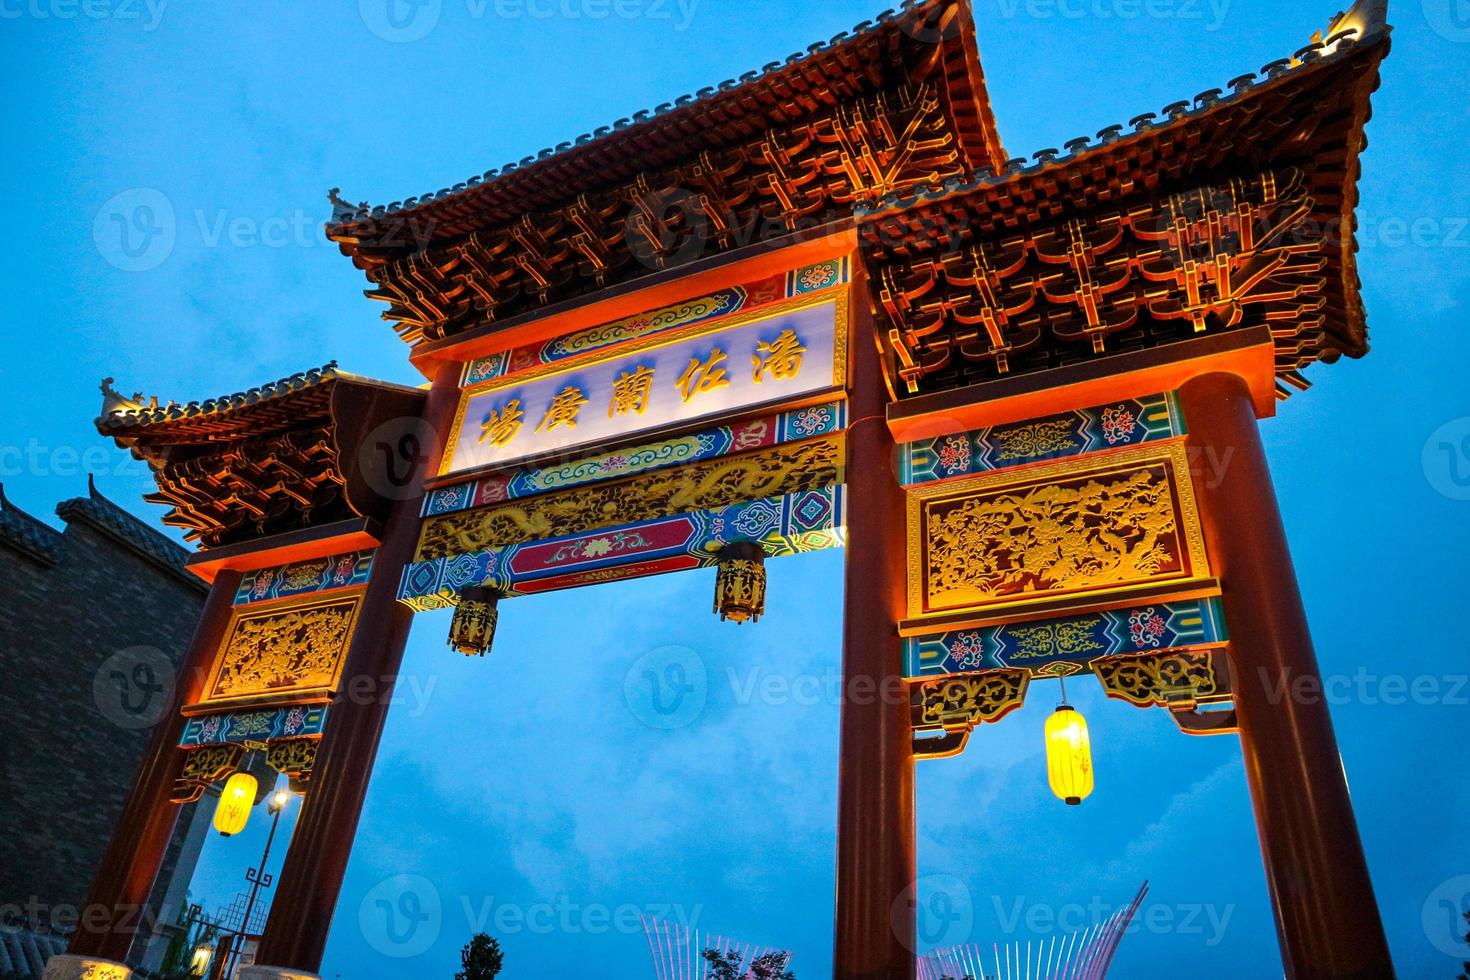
[714,542,767,623]
[213,771,257,837]
[189,941,215,978]
[449,586,500,656]
[1045,704,1094,806]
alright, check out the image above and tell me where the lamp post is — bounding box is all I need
[223,788,293,978]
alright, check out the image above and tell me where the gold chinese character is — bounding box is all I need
[752,329,807,383]
[535,385,590,432]
[676,349,730,403]
[609,365,656,418]
[478,398,525,446]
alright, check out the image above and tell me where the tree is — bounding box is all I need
[703,948,797,980]
[455,933,503,980]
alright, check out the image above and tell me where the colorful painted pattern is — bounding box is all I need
[234,551,375,605]
[399,486,844,610]
[179,705,328,747]
[900,393,1184,485]
[904,598,1227,679]
[462,257,851,386]
[423,402,847,516]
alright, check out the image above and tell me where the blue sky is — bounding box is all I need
[3,1,1469,977]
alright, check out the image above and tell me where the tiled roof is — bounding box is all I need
[97,362,342,437]
[855,0,1391,396]
[856,0,1389,219]
[325,0,1005,264]
[0,484,61,565]
[55,476,202,588]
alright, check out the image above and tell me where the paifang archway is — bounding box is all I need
[56,1,1397,978]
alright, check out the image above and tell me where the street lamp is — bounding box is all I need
[222,786,295,978]
[188,940,214,977]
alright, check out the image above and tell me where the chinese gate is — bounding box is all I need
[52,1,1396,979]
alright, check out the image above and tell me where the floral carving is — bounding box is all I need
[207,599,359,703]
[923,464,1181,610]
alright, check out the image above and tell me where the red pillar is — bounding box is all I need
[833,293,916,980]
[252,364,460,974]
[69,568,244,964]
[1179,372,1394,979]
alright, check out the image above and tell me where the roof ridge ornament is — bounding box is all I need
[99,377,159,418]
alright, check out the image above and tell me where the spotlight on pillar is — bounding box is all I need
[714,541,767,623]
[449,585,500,656]
[1045,702,1094,806]
[213,771,258,837]
[268,788,292,814]
[189,940,215,977]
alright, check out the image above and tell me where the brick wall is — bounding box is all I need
[0,490,206,945]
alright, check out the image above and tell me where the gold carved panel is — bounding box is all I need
[906,443,1210,621]
[913,670,1030,731]
[191,592,363,712]
[417,434,844,560]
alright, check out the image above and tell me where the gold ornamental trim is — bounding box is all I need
[905,441,1211,621]
[913,670,1031,732]
[1093,648,1225,709]
[417,434,845,561]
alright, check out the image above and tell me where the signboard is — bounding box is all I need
[442,294,847,475]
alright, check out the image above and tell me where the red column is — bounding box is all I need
[833,293,916,980]
[1179,372,1394,979]
[69,568,244,964]
[252,364,461,974]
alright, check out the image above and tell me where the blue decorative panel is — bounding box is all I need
[904,598,1227,679]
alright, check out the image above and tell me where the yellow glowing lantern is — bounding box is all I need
[1045,704,1094,806]
[213,771,257,837]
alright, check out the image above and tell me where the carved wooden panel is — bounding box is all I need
[192,593,364,711]
[906,443,1211,621]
